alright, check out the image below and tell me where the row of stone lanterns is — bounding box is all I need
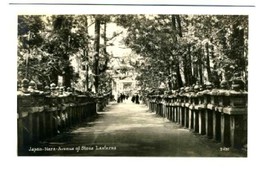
[17,78,111,155]
[17,78,74,97]
[146,78,247,150]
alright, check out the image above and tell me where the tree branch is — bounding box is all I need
[106,31,123,42]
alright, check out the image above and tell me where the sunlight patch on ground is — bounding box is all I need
[104,123,163,132]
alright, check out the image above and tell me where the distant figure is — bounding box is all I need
[121,93,125,103]
[110,94,115,101]
[131,95,136,103]
[135,94,140,104]
[140,95,143,104]
[117,93,121,103]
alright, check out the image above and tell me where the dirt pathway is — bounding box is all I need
[26,100,246,157]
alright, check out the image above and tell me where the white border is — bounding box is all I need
[2,1,266,173]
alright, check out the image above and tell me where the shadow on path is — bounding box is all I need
[23,101,247,157]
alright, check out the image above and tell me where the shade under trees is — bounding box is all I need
[17,14,248,93]
[116,14,248,91]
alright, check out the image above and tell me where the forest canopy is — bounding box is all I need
[17,14,248,93]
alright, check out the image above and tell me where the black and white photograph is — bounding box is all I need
[3,0,267,172]
[3,0,266,173]
[17,13,248,157]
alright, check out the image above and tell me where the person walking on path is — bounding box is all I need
[135,94,140,104]
[131,95,136,103]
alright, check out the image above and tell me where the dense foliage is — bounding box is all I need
[116,15,248,91]
[17,14,248,93]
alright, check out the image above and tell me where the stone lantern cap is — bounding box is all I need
[178,87,184,95]
[204,81,213,90]
[184,87,190,93]
[231,78,245,91]
[220,80,230,89]
[210,89,220,95]
[67,87,72,92]
[194,84,199,92]
[50,83,56,90]
[29,80,36,87]
[199,85,204,91]
[225,90,248,96]
[196,91,203,96]
[21,78,29,87]
[201,90,210,95]
[216,89,229,96]
[44,86,50,90]
[173,90,179,96]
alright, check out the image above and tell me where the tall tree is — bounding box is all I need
[93,16,101,93]
[205,42,212,82]
[17,15,45,81]
[171,15,184,89]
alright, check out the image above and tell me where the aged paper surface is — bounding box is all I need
[2,0,267,173]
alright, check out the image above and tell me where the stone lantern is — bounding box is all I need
[44,86,50,95]
[220,80,230,90]
[28,80,36,92]
[231,79,245,91]
[231,73,245,91]
[67,87,72,92]
[59,87,64,95]
[17,80,21,91]
[21,78,29,93]
[50,83,57,96]
[205,81,213,90]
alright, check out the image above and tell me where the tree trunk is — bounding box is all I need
[63,66,72,88]
[187,44,194,85]
[62,53,72,88]
[99,20,109,74]
[93,17,101,93]
[50,69,58,86]
[210,43,220,88]
[175,15,183,37]
[103,21,107,56]
[84,49,89,91]
[192,60,198,84]
[198,53,203,85]
[233,24,245,73]
[171,15,177,43]
[176,63,184,88]
[183,54,189,86]
[205,42,211,82]
[84,16,89,91]
[171,15,184,88]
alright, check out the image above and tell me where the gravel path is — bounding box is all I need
[25,100,246,157]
